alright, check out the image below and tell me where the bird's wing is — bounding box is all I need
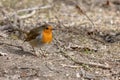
[25,27,42,41]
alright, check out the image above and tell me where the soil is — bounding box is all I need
[0,0,120,80]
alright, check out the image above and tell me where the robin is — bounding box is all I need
[16,24,54,56]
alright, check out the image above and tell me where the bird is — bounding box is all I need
[24,24,54,56]
[14,24,54,56]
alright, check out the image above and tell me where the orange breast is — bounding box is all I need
[41,31,52,43]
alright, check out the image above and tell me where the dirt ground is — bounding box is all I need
[0,0,120,80]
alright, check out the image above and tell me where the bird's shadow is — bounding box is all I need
[1,43,35,57]
[11,49,35,57]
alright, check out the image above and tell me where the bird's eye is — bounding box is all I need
[46,27,49,29]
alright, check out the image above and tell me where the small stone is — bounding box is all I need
[99,8,103,12]
[0,52,8,56]
[110,20,114,25]
[76,72,80,78]
[34,78,40,80]
[66,73,69,77]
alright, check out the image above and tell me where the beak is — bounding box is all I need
[52,28,56,30]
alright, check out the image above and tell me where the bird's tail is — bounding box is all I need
[14,28,28,35]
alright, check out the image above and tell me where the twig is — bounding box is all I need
[75,4,95,28]
[1,9,15,27]
[54,37,111,69]
[55,16,67,28]
[90,37,106,45]
[18,10,36,19]
[0,42,23,50]
[16,5,52,13]
[60,50,111,69]
[2,5,53,20]
[61,64,81,68]
[45,62,61,73]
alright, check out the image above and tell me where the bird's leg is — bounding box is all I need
[39,48,47,57]
[31,46,40,57]
[30,46,47,57]
[31,46,35,52]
